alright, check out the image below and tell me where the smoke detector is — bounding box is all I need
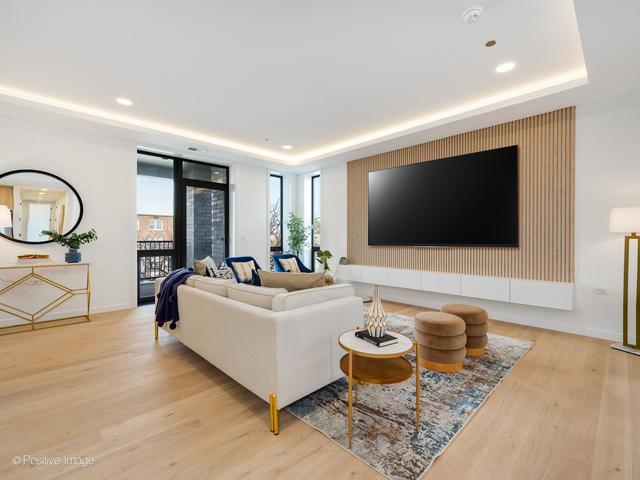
[462,6,483,24]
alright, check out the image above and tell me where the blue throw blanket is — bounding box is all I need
[155,268,194,330]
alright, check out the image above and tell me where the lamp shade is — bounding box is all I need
[0,205,12,228]
[609,207,640,233]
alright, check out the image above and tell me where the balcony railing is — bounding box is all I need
[137,240,175,251]
[139,255,173,283]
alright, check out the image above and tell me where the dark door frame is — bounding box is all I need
[136,150,230,304]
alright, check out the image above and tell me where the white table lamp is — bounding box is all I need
[0,205,12,228]
[609,207,640,355]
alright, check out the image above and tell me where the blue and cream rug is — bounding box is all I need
[287,312,533,480]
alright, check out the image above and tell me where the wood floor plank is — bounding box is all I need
[0,302,637,479]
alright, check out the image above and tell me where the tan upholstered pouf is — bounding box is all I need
[441,304,489,357]
[415,331,467,350]
[415,311,466,336]
[441,304,488,325]
[414,311,466,373]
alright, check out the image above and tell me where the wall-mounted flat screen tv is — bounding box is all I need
[368,145,518,247]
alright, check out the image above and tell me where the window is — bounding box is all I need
[311,174,320,271]
[148,218,163,231]
[269,174,283,270]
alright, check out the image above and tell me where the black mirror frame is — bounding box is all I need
[0,169,84,245]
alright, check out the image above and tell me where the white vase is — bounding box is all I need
[366,285,387,337]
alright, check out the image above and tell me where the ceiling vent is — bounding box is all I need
[462,6,483,24]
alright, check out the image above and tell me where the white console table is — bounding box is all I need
[336,265,574,311]
[0,262,91,335]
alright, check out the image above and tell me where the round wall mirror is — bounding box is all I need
[0,170,84,244]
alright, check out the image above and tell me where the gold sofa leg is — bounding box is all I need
[269,393,279,435]
[154,321,158,340]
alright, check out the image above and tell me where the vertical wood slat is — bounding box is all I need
[346,107,575,283]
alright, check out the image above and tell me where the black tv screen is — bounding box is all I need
[368,146,518,247]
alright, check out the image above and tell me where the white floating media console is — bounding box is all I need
[336,265,574,311]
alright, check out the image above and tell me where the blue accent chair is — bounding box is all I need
[224,256,262,284]
[273,253,312,273]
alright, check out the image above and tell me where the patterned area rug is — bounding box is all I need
[287,312,533,480]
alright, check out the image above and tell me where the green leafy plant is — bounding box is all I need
[286,213,311,256]
[315,249,333,272]
[41,228,98,250]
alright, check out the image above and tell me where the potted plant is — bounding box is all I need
[315,249,333,272]
[316,249,335,285]
[286,213,311,257]
[41,228,98,263]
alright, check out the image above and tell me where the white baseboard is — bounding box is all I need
[90,303,137,315]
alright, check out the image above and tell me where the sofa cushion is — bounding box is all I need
[185,275,235,297]
[257,269,325,292]
[227,283,287,309]
[272,284,355,312]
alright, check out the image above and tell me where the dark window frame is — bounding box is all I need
[269,174,284,270]
[311,174,320,271]
[136,150,230,304]
[269,174,284,253]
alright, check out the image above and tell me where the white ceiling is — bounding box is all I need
[0,0,589,166]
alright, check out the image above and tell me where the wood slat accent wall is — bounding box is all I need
[347,107,575,282]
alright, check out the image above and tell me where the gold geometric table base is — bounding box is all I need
[0,263,90,336]
[611,342,640,356]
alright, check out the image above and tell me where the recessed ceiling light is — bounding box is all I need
[496,62,516,73]
[41,188,48,191]
[282,145,293,150]
[485,40,496,47]
[116,97,133,106]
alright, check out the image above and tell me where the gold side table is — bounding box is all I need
[0,262,91,335]
[338,330,420,449]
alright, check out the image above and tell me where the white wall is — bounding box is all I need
[0,116,138,313]
[321,163,347,273]
[326,89,640,341]
[0,114,272,315]
[231,163,269,269]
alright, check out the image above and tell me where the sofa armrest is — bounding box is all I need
[269,296,363,408]
[154,277,165,300]
[172,285,274,403]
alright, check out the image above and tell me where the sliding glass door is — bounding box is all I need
[136,154,176,303]
[136,151,229,304]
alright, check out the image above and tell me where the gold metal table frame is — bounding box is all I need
[339,330,420,449]
[0,263,91,335]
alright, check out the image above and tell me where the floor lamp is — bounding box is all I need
[609,207,640,356]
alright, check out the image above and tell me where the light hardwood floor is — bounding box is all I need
[0,302,638,480]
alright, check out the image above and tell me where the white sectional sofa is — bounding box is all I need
[154,275,363,434]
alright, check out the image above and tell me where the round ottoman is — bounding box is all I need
[415,311,466,373]
[441,304,489,357]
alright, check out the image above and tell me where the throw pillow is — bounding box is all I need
[257,269,325,292]
[192,260,207,276]
[214,262,235,280]
[231,260,257,283]
[279,257,301,273]
[193,256,217,276]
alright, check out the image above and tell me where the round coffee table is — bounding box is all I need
[338,330,420,449]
